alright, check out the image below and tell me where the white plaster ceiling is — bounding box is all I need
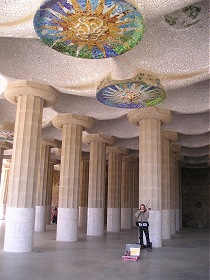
[0,0,209,168]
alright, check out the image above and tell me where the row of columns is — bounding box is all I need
[0,80,182,252]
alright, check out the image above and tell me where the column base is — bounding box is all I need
[34,206,46,232]
[4,207,35,252]
[176,208,180,232]
[79,207,87,228]
[87,208,104,236]
[121,208,132,229]
[107,208,120,232]
[170,209,176,234]
[149,210,162,248]
[56,208,78,242]
[162,209,171,239]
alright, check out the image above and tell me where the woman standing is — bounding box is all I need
[135,204,152,251]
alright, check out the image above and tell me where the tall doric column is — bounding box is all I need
[46,159,60,225]
[175,154,183,232]
[121,156,136,229]
[161,131,178,240]
[79,157,89,228]
[83,134,115,236]
[106,147,128,232]
[53,114,94,242]
[170,144,181,235]
[133,160,139,227]
[34,138,60,232]
[0,158,12,219]
[128,107,171,247]
[0,142,12,219]
[3,80,59,252]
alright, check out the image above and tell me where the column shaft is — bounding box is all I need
[107,152,122,232]
[162,137,171,239]
[121,157,133,229]
[79,158,89,228]
[4,94,43,252]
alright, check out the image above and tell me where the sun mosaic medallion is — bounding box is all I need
[96,74,166,108]
[33,0,145,59]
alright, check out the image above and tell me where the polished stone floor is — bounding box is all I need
[0,220,209,280]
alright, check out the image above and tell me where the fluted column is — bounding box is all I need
[161,131,178,240]
[121,156,136,229]
[0,142,12,219]
[34,138,60,232]
[128,107,171,248]
[46,159,60,225]
[83,134,115,236]
[0,158,12,219]
[132,160,139,227]
[53,114,94,242]
[79,157,89,228]
[3,80,59,252]
[170,144,181,235]
[106,147,128,232]
[175,154,183,232]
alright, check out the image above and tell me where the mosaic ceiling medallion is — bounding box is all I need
[164,1,208,29]
[96,73,166,108]
[33,0,145,59]
[0,131,14,141]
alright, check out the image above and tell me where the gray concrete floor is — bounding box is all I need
[0,220,209,280]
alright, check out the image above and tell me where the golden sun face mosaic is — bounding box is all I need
[33,0,145,59]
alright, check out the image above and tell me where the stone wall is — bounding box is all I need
[182,167,210,228]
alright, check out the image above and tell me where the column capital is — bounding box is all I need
[122,155,138,163]
[170,143,181,153]
[162,130,178,141]
[127,107,171,126]
[4,80,59,107]
[0,141,13,150]
[106,146,128,155]
[52,113,94,130]
[83,133,115,145]
[50,159,61,165]
[41,137,61,148]
[175,154,184,161]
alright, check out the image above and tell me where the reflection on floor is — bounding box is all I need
[0,220,209,280]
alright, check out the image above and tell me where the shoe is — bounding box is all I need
[141,245,145,249]
[147,248,152,252]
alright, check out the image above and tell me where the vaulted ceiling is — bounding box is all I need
[0,0,209,168]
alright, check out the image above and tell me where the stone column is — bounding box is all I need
[79,157,89,228]
[34,138,60,232]
[0,142,12,219]
[161,131,178,240]
[175,154,183,232]
[46,159,60,225]
[83,134,115,236]
[170,144,181,235]
[133,160,139,227]
[3,80,58,252]
[53,114,94,242]
[106,147,128,232]
[128,107,171,248]
[121,156,136,229]
[0,158,12,219]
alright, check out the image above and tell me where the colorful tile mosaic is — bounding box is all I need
[33,0,145,59]
[0,131,14,141]
[96,73,166,108]
[164,1,208,29]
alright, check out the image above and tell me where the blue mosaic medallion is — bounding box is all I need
[96,73,166,108]
[33,0,145,58]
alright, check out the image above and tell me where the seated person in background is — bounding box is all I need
[51,206,58,224]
